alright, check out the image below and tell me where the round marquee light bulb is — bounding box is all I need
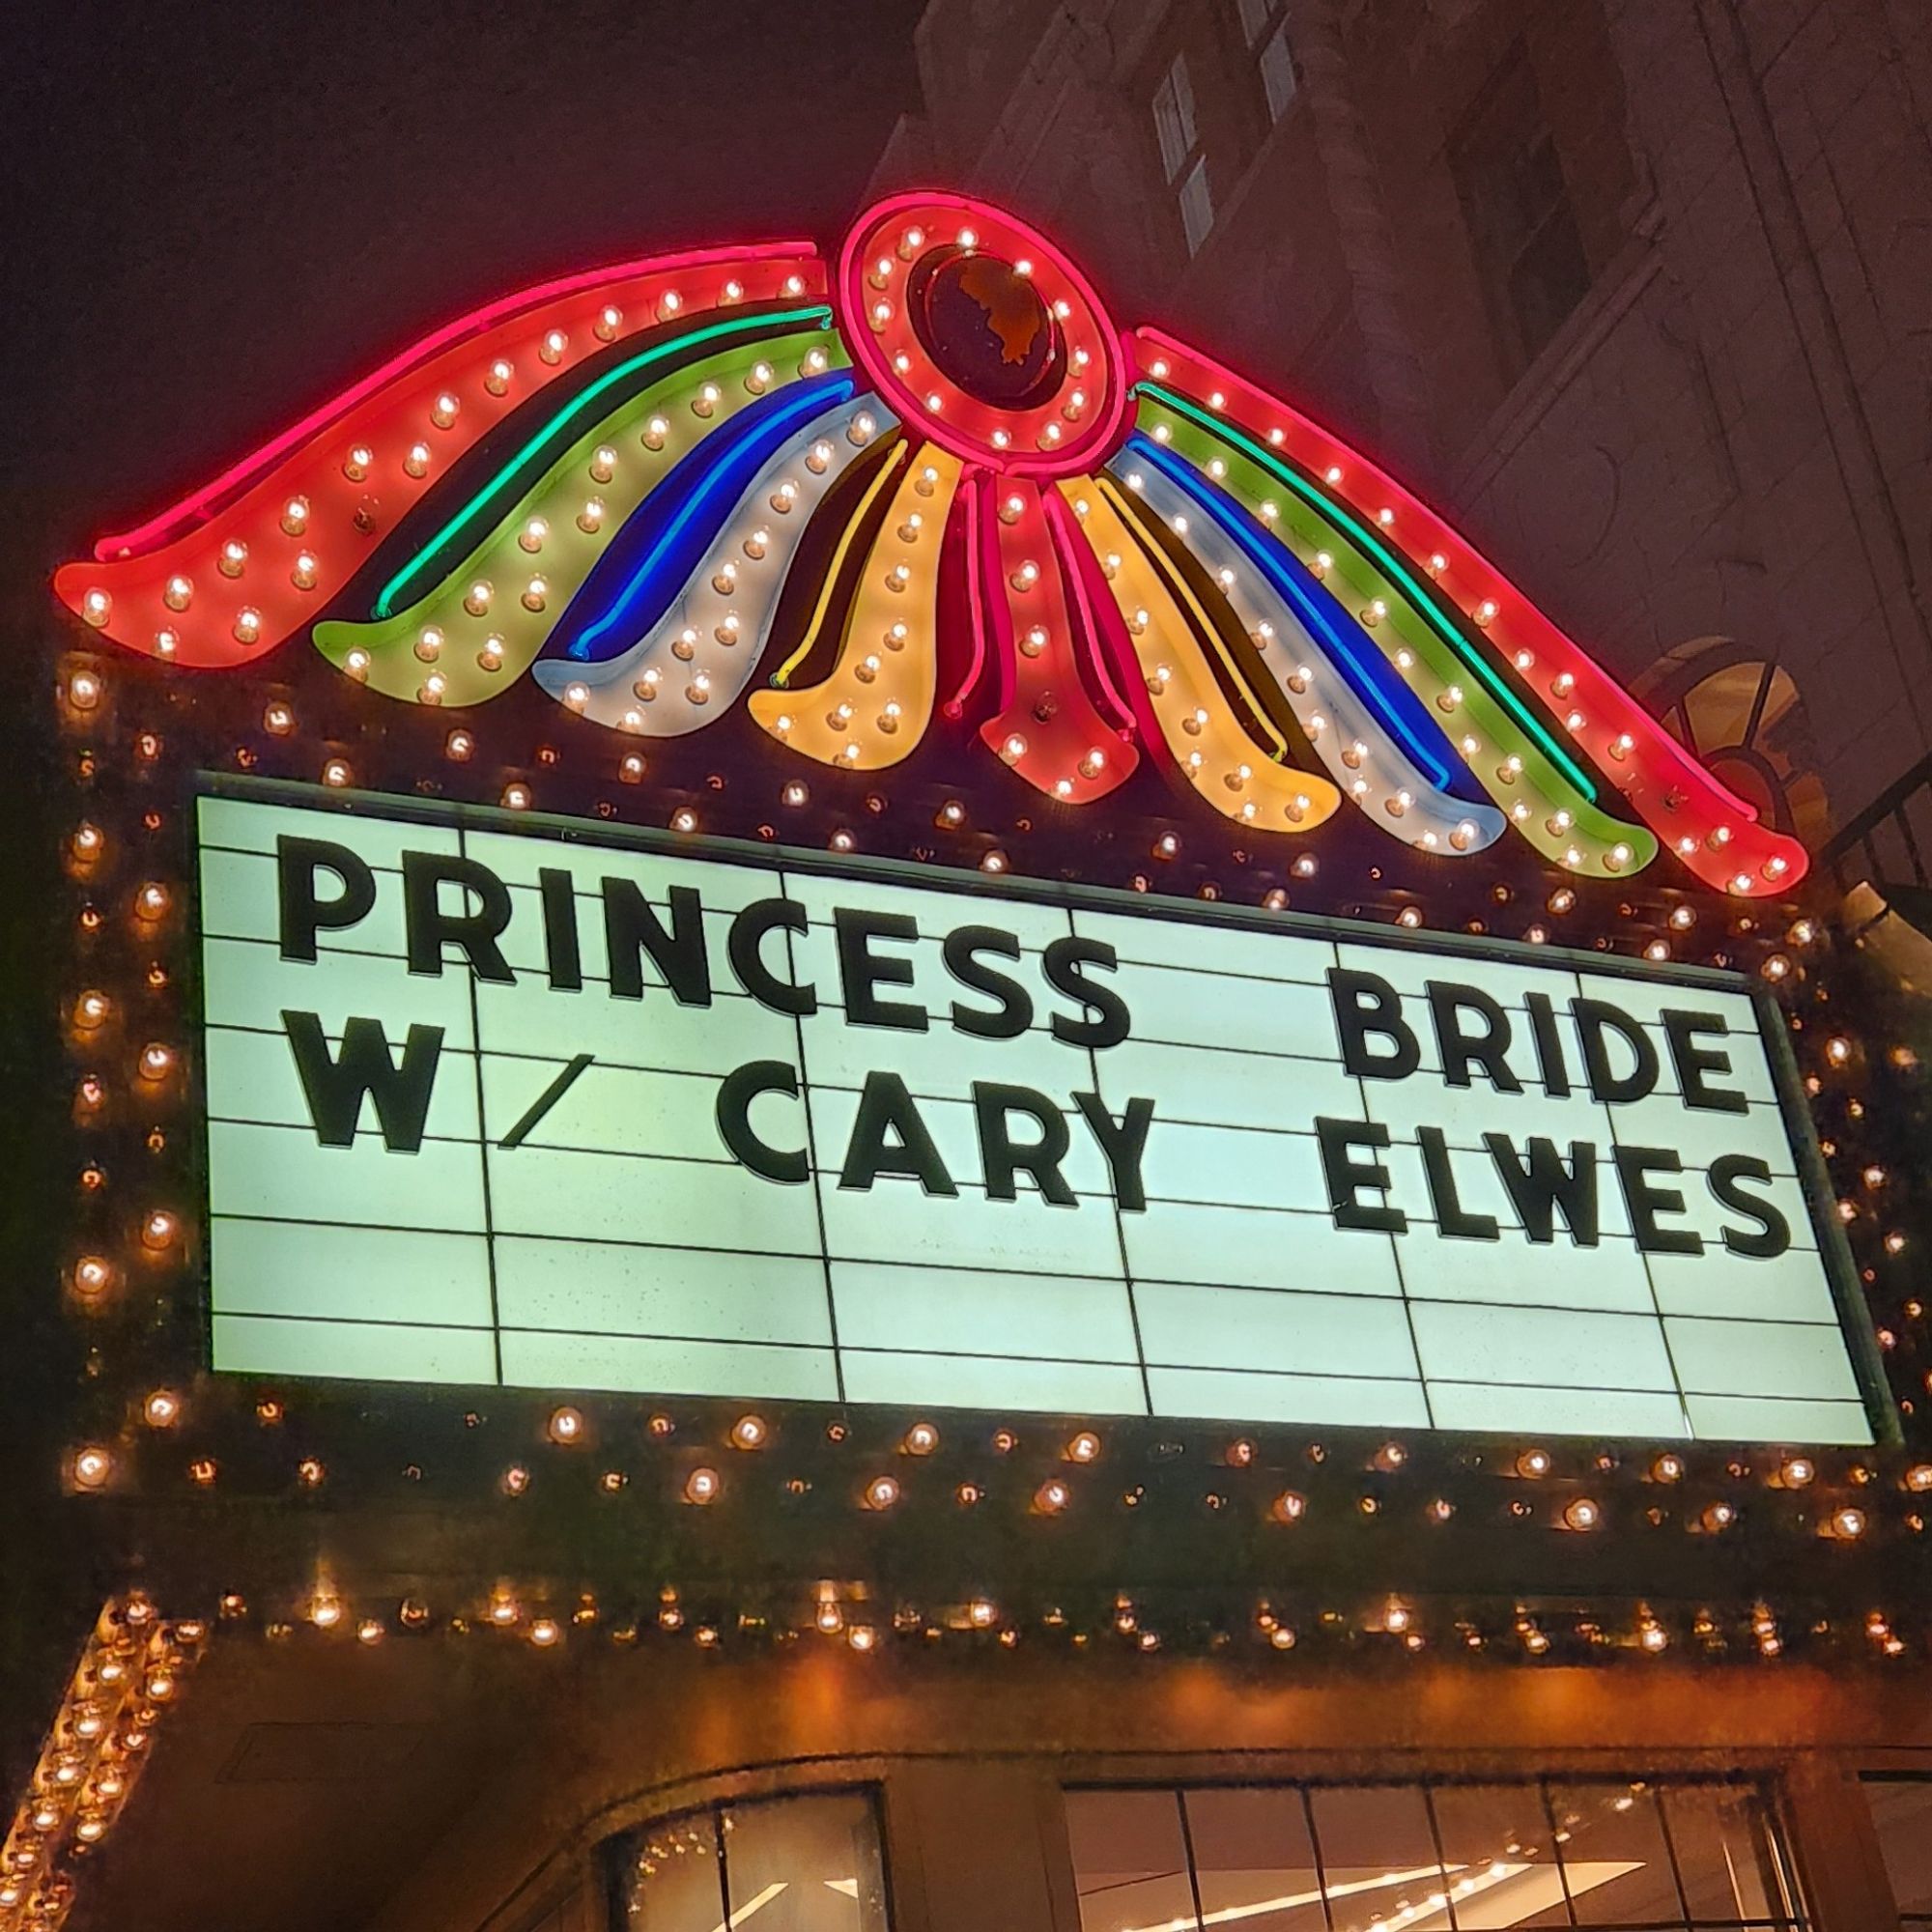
[729,1415,767,1451]
[865,1474,900,1511]
[71,1447,112,1491]
[548,1406,584,1444]
[684,1466,720,1505]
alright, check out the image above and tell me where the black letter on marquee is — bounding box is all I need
[1575,998,1658,1103]
[403,851,516,982]
[836,909,927,1031]
[277,836,377,963]
[1614,1145,1704,1255]
[604,881,711,1005]
[974,1083,1076,1205]
[715,1060,808,1183]
[729,899,817,1015]
[1043,936,1131,1048]
[1708,1153,1791,1259]
[838,1072,956,1195]
[1075,1093,1155,1212]
[1524,991,1571,1095]
[282,1009,444,1152]
[1428,981,1522,1093]
[1418,1126,1499,1239]
[1662,1009,1748,1114]
[539,868,582,991]
[1316,1117,1407,1233]
[1326,969,1420,1081]
[1483,1134,1600,1245]
[944,925,1034,1039]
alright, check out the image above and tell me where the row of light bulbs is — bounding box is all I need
[0,1599,198,1932]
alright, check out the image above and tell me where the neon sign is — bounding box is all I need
[57,192,1806,898]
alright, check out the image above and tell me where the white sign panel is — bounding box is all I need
[194,785,1879,1444]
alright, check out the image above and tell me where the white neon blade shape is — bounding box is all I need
[532,394,897,731]
[1112,455,1506,858]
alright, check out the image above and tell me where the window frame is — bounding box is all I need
[1860,1771,1932,1927]
[1447,36,1596,383]
[602,1784,895,1932]
[1064,1772,1809,1931]
[1151,50,1218,258]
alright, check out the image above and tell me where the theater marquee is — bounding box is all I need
[195,782,1871,1443]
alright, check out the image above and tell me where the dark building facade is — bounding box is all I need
[874,0,1932,867]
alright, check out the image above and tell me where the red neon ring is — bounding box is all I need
[838,191,1130,480]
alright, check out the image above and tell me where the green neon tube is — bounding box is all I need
[1137,383,1598,804]
[373,304,834,617]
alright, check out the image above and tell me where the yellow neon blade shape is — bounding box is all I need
[1075,479,1341,834]
[751,443,961,771]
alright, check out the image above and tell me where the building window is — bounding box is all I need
[1449,39,1594,379]
[1863,1776,1932,1925]
[1066,1778,1805,1930]
[1632,638,1829,846]
[1152,53,1215,255]
[1236,0,1298,124]
[611,1790,890,1931]
[1258,24,1297,122]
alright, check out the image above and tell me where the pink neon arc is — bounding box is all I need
[972,474,1136,804]
[57,246,829,670]
[1041,486,1137,735]
[95,242,823,560]
[1131,327,1810,897]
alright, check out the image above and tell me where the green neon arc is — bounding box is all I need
[372,303,836,618]
[1136,383,1599,806]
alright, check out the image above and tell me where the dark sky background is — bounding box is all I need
[5,0,925,565]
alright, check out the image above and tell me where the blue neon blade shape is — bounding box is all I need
[1121,431,1476,797]
[546,371,859,665]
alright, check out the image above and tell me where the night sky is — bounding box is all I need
[6,0,923,561]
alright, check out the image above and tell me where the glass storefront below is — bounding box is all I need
[1065,1779,1804,1932]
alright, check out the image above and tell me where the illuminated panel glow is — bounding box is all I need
[539,390,894,735]
[1139,393,1652,880]
[976,476,1138,805]
[56,246,826,668]
[314,330,840,707]
[749,445,963,769]
[1112,445,1505,856]
[1076,479,1342,834]
[194,784,1869,1443]
[1135,328,1808,896]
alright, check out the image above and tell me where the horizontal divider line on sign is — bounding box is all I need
[207,1212,1830,1289]
[202,1109,1813,1192]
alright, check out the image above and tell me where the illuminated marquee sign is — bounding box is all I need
[61,192,1806,901]
[197,784,1871,1443]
